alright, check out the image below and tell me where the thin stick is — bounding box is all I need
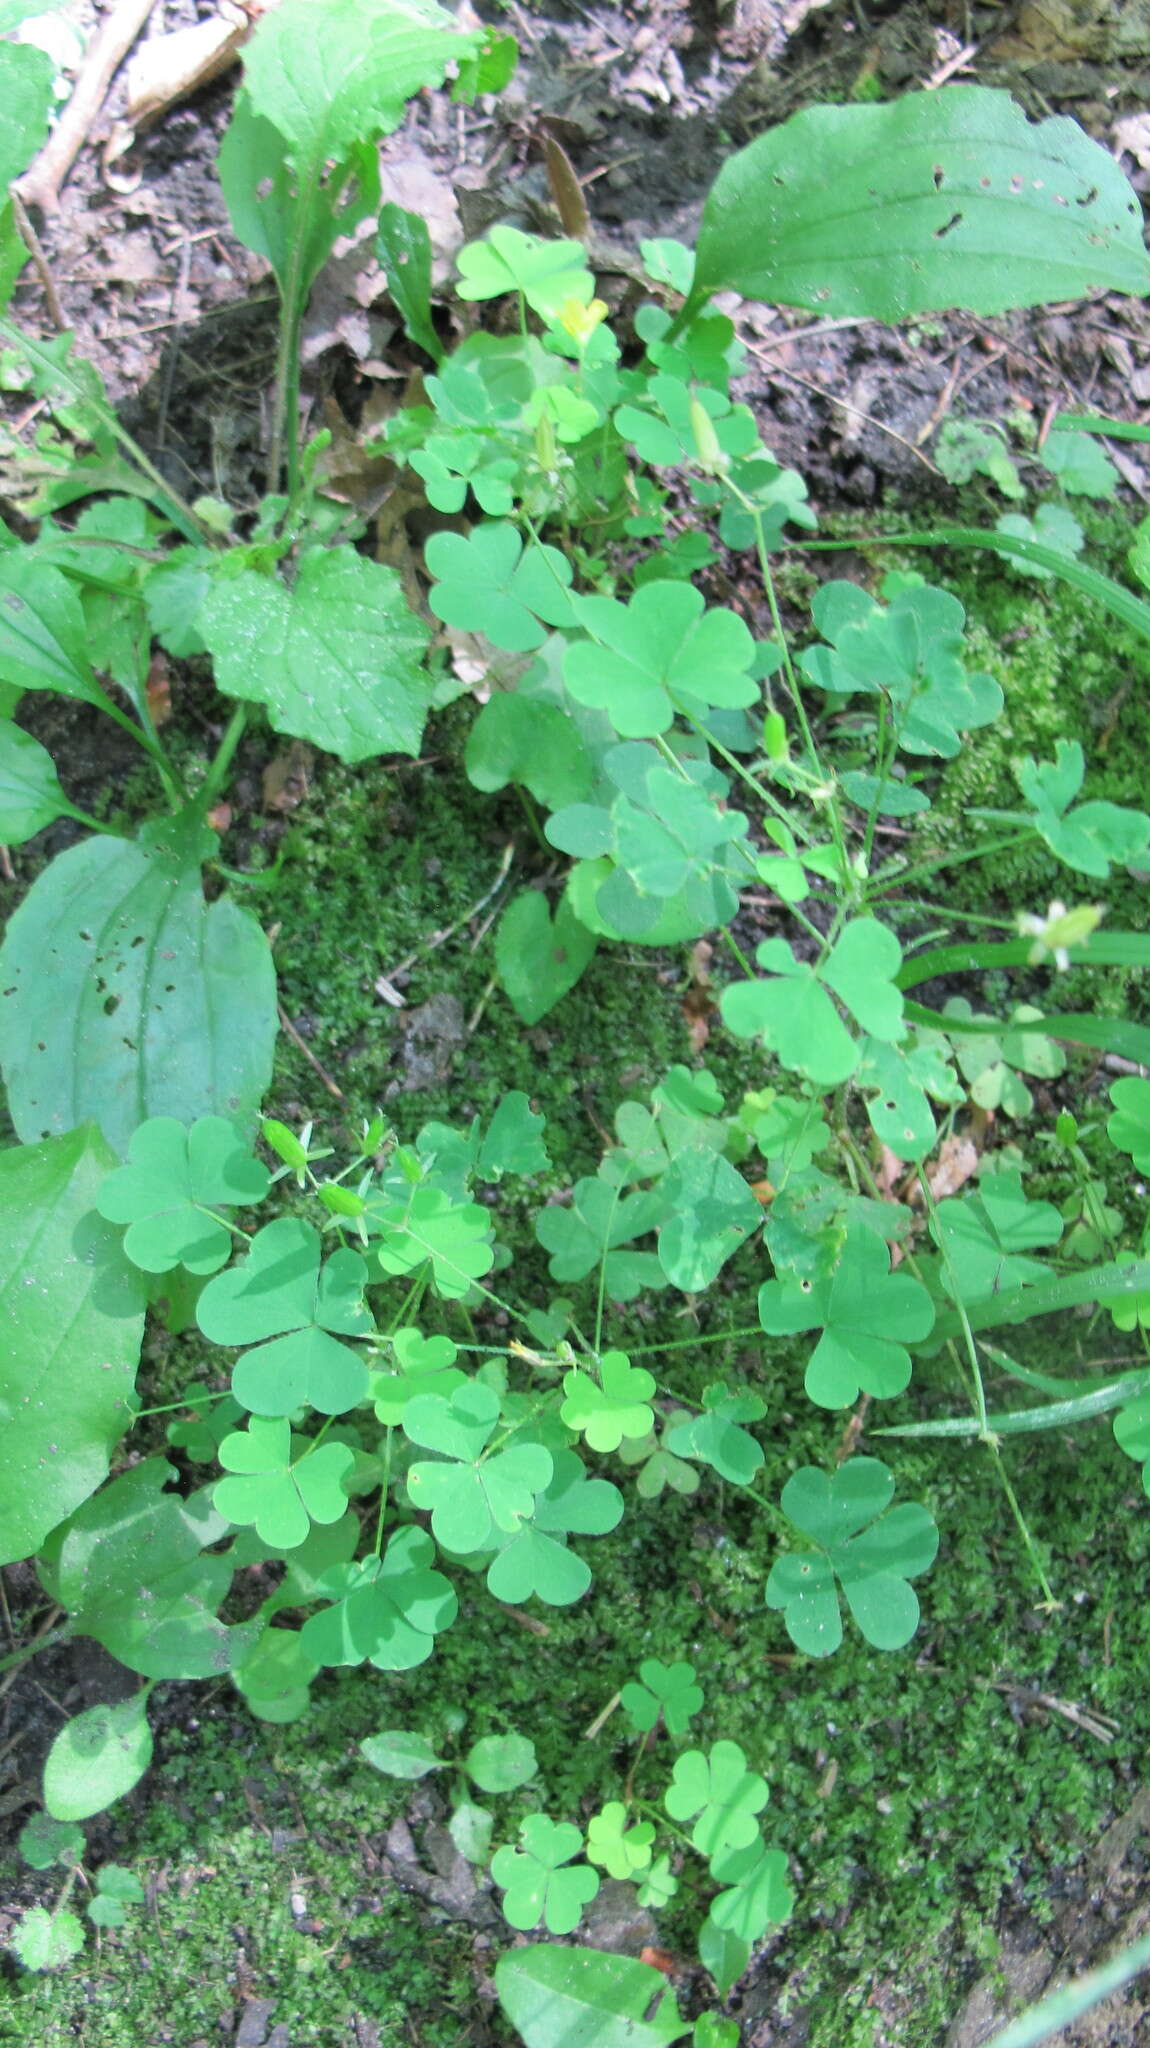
[16,0,160,215]
[9,192,65,328]
[276,1004,345,1102]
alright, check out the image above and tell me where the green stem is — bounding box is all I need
[374,1427,394,1556]
[198,703,250,817]
[867,829,1037,900]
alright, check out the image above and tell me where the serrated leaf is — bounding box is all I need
[43,1696,152,1823]
[96,1115,269,1275]
[758,1220,934,1408]
[495,1946,689,2048]
[767,1458,939,1655]
[10,1906,85,1971]
[300,1525,457,1670]
[197,1217,372,1417]
[491,1814,600,1934]
[199,547,432,763]
[0,1125,146,1564]
[0,813,276,1154]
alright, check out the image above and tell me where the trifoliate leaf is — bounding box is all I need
[586,1802,655,1880]
[930,1170,1062,1301]
[486,1449,623,1605]
[664,1741,769,1858]
[405,1382,553,1553]
[638,1855,680,1910]
[664,1383,765,1486]
[426,522,576,651]
[370,1327,466,1426]
[491,1815,600,1934]
[767,1458,938,1655]
[721,920,904,1087]
[563,581,756,739]
[96,1115,269,1276]
[657,1151,762,1292]
[620,1658,703,1737]
[456,225,593,318]
[465,693,593,809]
[561,1352,656,1452]
[536,1180,669,1301]
[197,1218,373,1416]
[213,1418,355,1549]
[707,1839,794,1941]
[1016,739,1150,879]
[758,1220,934,1407]
[799,580,1002,757]
[300,1526,458,1670]
[366,1183,495,1300]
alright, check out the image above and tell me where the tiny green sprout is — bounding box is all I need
[664,1741,769,1858]
[86,1865,146,1930]
[560,1352,657,1453]
[491,1814,600,1934]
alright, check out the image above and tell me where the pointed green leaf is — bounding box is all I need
[0,719,71,841]
[495,1947,689,2048]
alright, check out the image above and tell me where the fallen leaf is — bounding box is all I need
[262,740,314,814]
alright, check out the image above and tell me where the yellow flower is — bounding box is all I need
[558,297,608,347]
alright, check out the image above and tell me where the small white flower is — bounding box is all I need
[1016,899,1104,970]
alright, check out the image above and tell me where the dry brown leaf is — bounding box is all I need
[262,740,314,814]
[105,1,278,166]
[145,650,172,728]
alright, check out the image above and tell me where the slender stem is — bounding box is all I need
[867,829,1037,900]
[374,1427,394,1556]
[198,703,250,816]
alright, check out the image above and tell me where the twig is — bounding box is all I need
[743,343,942,475]
[923,40,978,90]
[276,1003,345,1101]
[8,192,66,328]
[15,0,160,215]
[374,843,514,998]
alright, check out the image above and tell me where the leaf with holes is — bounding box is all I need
[199,546,432,763]
[664,1741,769,1858]
[0,813,276,1155]
[0,1124,146,1565]
[758,1220,934,1408]
[197,1218,373,1417]
[767,1458,938,1655]
[96,1115,269,1276]
[213,1418,355,1549]
[300,1526,458,1670]
[491,1815,600,1934]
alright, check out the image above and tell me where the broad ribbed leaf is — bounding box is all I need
[0,815,276,1153]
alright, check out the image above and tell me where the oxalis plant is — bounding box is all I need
[4,0,1150,2034]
